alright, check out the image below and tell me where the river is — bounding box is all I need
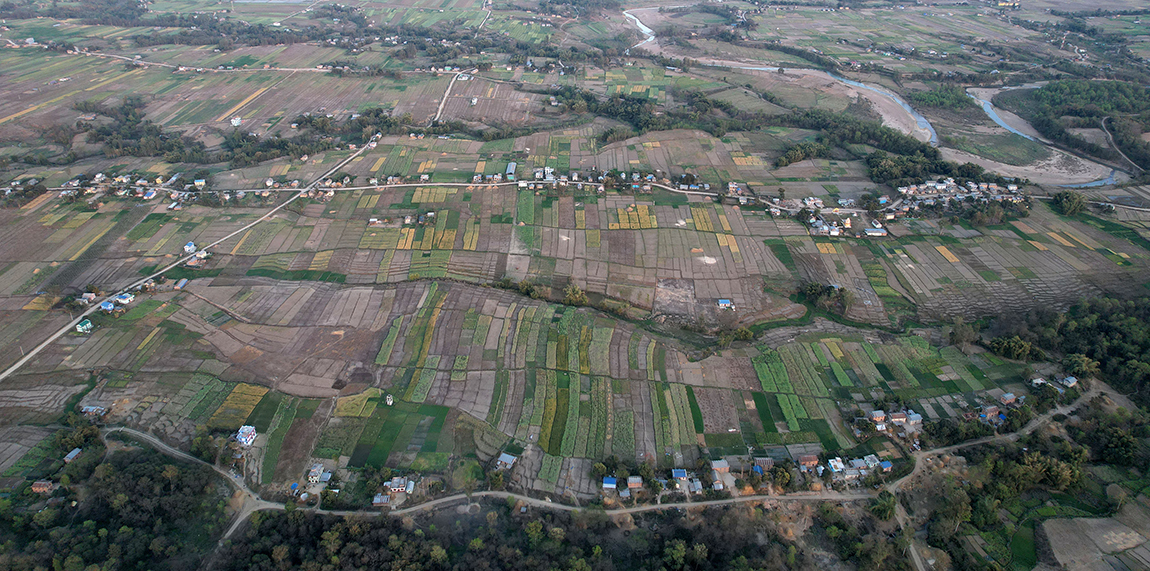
[621,7,1120,187]
[621,7,938,146]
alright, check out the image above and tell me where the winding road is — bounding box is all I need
[98,381,1101,554]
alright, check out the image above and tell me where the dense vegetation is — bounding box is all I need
[999,298,1150,405]
[918,394,1145,571]
[72,97,341,168]
[995,80,1150,172]
[0,425,228,571]
[220,503,840,571]
[905,85,975,111]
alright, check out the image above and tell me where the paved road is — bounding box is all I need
[0,142,371,384]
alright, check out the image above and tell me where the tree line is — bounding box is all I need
[219,501,843,571]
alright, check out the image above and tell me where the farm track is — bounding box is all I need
[1102,117,1144,175]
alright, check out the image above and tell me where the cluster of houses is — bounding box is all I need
[53,172,208,206]
[371,475,418,507]
[894,179,1024,212]
[962,388,1041,424]
[866,408,924,433]
[601,459,747,497]
[821,454,894,481]
[1031,376,1078,392]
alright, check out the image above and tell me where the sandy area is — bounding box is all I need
[940,146,1121,185]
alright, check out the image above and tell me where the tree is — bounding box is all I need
[1053,190,1086,216]
[869,490,897,521]
[563,283,588,306]
[1063,353,1099,378]
[590,462,607,479]
[949,317,977,349]
[777,187,786,200]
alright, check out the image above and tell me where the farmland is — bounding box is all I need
[0,0,1150,517]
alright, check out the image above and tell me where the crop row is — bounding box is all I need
[778,345,828,397]
[559,381,581,457]
[538,454,562,483]
[830,362,853,387]
[776,394,803,432]
[811,343,829,367]
[752,350,790,393]
[408,356,441,402]
[940,346,985,391]
[374,316,405,365]
[613,410,635,459]
[590,378,610,457]
[261,398,299,484]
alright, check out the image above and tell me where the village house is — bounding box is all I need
[31,480,54,494]
[388,476,408,493]
[870,410,886,423]
[236,426,257,447]
[307,464,325,484]
[711,459,730,473]
[75,319,93,334]
[627,476,643,490]
[63,448,81,463]
[602,477,617,490]
[798,454,819,470]
[496,452,517,470]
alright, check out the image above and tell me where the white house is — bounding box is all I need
[184,241,196,254]
[236,426,257,447]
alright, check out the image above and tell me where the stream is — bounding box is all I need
[967,91,1119,187]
